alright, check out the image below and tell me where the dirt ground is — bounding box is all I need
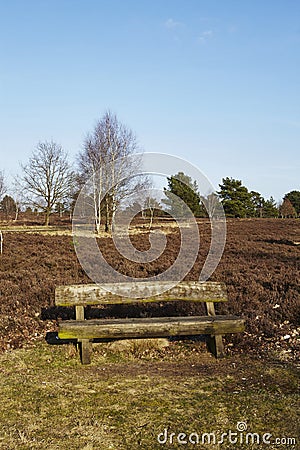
[0,218,299,364]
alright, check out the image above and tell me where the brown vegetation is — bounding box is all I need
[0,219,299,360]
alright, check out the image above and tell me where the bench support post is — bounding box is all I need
[79,339,92,365]
[206,301,225,358]
[206,334,224,358]
[75,305,91,364]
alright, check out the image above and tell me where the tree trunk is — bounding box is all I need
[111,208,116,233]
[110,191,118,234]
[14,206,19,222]
[105,197,110,233]
[149,208,154,230]
[95,221,101,234]
[44,209,51,226]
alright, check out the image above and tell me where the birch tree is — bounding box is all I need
[143,196,161,229]
[21,141,74,225]
[78,111,146,233]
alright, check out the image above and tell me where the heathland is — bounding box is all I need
[0,218,298,449]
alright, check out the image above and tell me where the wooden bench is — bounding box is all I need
[55,281,245,364]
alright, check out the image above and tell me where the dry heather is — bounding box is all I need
[0,219,299,360]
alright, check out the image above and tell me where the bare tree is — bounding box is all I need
[20,141,74,225]
[143,196,161,229]
[78,111,147,233]
[201,192,222,218]
[0,171,6,200]
[11,180,26,221]
[279,198,297,218]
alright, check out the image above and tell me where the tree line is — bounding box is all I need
[163,173,299,219]
[0,112,146,230]
[0,111,299,227]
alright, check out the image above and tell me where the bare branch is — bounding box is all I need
[20,141,74,225]
[0,171,6,200]
[78,111,146,233]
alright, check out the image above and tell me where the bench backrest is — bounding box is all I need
[55,281,227,307]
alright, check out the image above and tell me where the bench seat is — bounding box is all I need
[58,315,244,340]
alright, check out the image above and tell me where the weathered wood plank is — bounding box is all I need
[55,281,228,306]
[58,315,244,340]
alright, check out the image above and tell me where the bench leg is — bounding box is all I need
[206,334,225,358]
[78,339,92,364]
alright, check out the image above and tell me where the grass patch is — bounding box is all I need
[0,341,298,449]
[0,226,72,236]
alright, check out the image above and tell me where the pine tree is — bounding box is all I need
[218,177,255,218]
[162,172,202,217]
[262,197,278,218]
[250,191,264,218]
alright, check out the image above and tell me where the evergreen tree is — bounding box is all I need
[218,177,255,218]
[284,190,300,216]
[162,172,202,217]
[250,191,264,218]
[262,197,278,218]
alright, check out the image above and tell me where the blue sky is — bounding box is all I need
[0,0,299,202]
